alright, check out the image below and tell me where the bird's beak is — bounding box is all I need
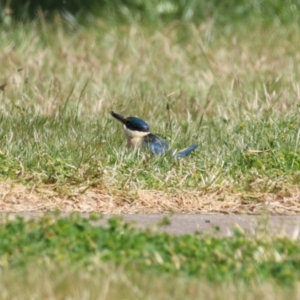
[110,111,127,125]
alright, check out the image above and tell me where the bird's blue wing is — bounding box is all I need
[173,144,198,159]
[142,133,198,158]
[142,134,169,155]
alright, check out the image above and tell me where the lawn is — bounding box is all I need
[1,18,300,213]
[1,1,300,297]
[0,213,300,299]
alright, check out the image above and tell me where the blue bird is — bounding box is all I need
[110,111,198,158]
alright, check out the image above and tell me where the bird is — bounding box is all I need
[110,111,198,158]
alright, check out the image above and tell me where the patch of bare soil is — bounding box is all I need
[0,180,300,214]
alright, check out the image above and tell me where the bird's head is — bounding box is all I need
[110,111,150,138]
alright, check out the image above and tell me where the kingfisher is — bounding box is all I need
[111,111,198,158]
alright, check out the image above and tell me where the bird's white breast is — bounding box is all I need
[123,125,149,148]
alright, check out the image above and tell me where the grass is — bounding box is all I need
[0,214,300,298]
[2,265,300,300]
[2,266,300,300]
[1,20,300,213]
[3,0,300,26]
[1,11,300,296]
[0,214,300,281]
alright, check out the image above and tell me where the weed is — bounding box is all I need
[0,214,300,285]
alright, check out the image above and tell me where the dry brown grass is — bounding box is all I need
[1,22,300,119]
[2,262,299,300]
[1,180,300,214]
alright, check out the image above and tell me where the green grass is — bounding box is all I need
[0,112,299,193]
[0,20,300,197]
[0,214,300,299]
[0,214,300,284]
[1,214,300,298]
[3,0,300,27]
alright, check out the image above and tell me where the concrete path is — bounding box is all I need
[1,213,300,238]
[109,214,300,238]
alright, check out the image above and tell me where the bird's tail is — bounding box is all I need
[173,144,198,159]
